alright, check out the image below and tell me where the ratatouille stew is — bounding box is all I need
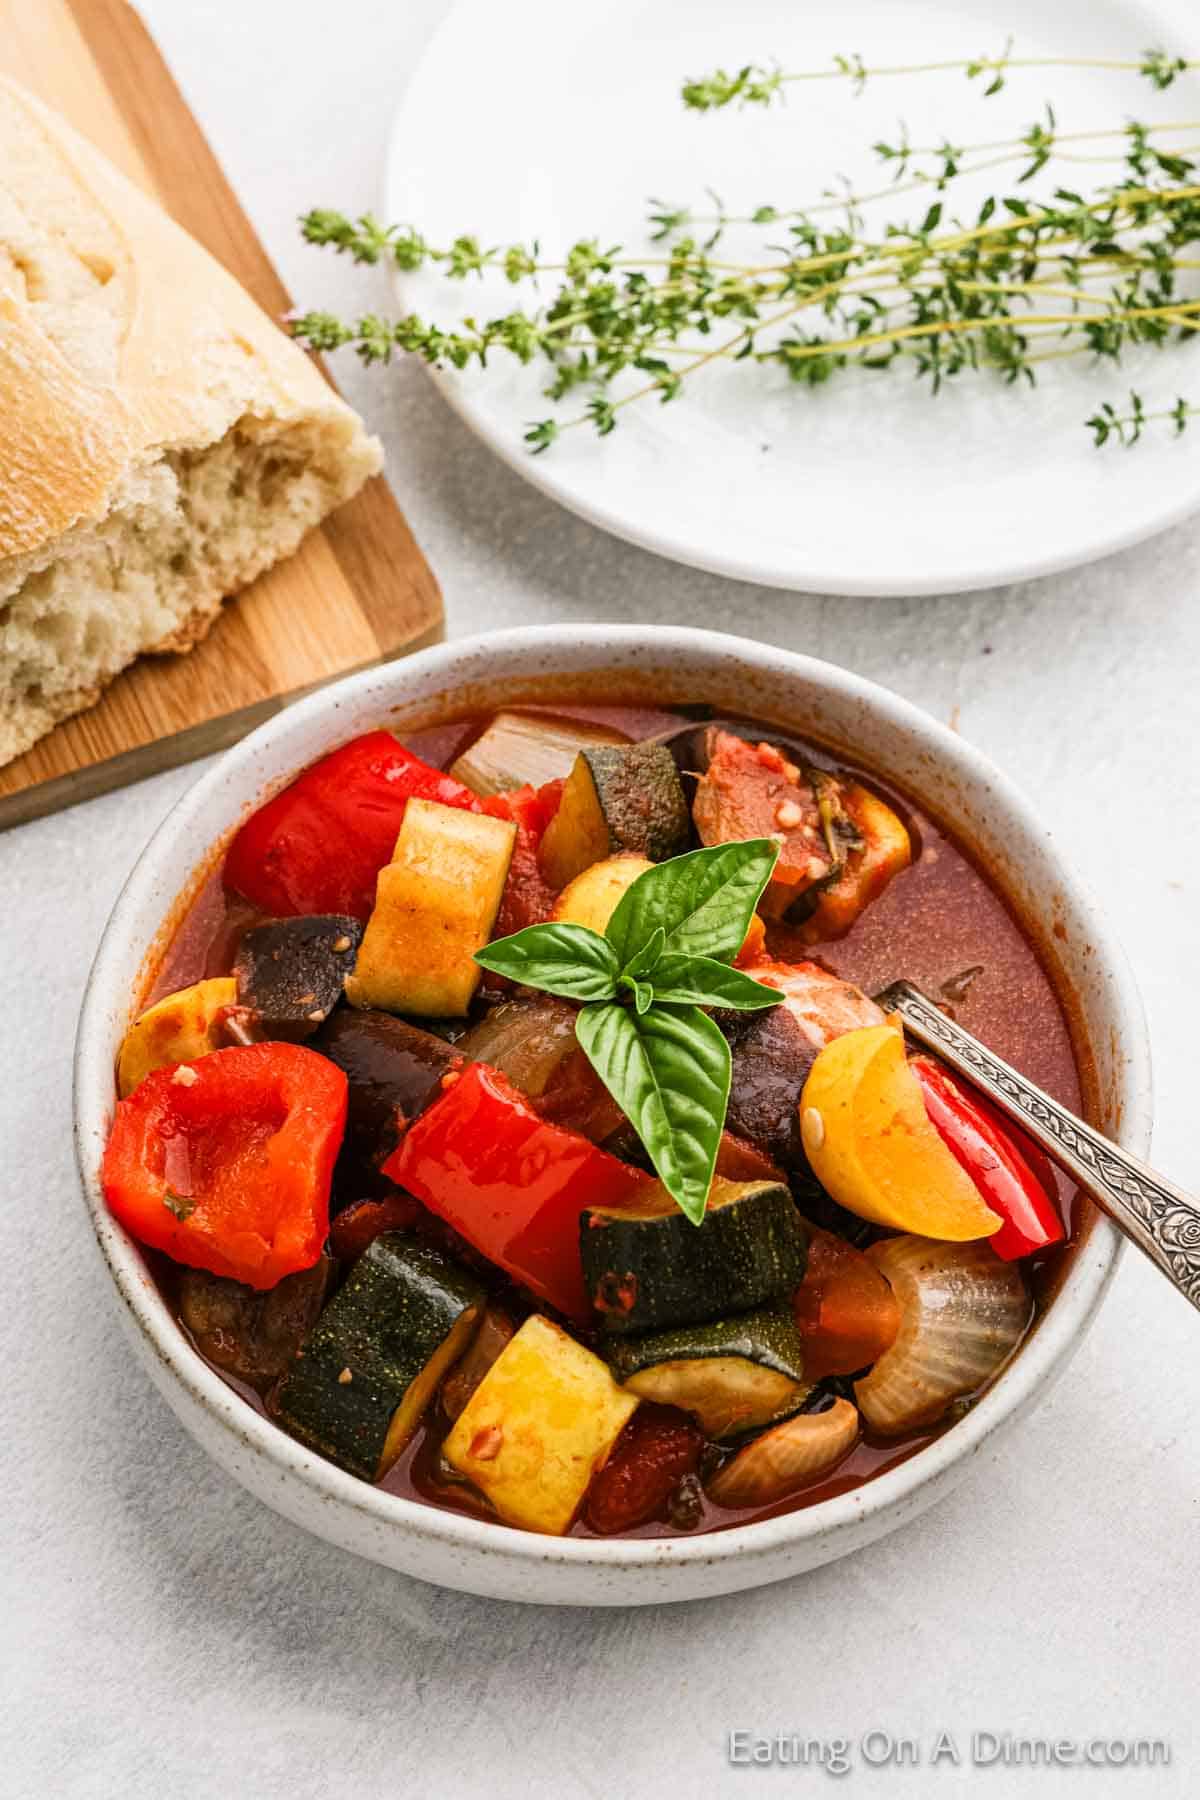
[102,703,1083,1539]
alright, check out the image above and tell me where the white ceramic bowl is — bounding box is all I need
[74,626,1151,1605]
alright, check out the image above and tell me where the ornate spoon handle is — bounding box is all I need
[875,979,1200,1310]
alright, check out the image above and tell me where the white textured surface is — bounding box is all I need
[2,2,1198,1794]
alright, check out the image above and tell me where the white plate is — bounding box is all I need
[384,0,1200,594]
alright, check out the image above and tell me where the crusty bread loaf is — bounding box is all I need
[0,77,382,768]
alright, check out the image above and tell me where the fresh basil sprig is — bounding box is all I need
[474,839,783,1224]
[470,919,621,1002]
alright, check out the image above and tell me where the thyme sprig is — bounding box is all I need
[681,45,1191,110]
[1087,389,1198,443]
[297,49,1200,450]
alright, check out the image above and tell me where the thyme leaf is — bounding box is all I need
[297,46,1200,450]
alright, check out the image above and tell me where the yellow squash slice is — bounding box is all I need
[443,1314,639,1535]
[346,798,516,1016]
[549,852,653,936]
[117,977,237,1097]
[800,1024,1002,1240]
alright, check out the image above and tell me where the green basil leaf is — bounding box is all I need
[605,839,779,968]
[621,925,666,982]
[576,1001,730,1225]
[646,955,785,1011]
[631,980,654,1016]
[474,922,619,1001]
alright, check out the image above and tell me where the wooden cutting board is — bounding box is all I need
[0,0,443,829]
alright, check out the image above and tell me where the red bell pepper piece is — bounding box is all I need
[383,1061,654,1320]
[102,1042,347,1289]
[224,731,481,921]
[911,1055,1065,1260]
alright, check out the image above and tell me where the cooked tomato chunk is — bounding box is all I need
[693,731,911,933]
[585,1405,704,1534]
[693,732,836,919]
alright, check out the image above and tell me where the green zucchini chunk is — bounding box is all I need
[607,1306,810,1439]
[581,1178,809,1336]
[540,743,690,889]
[276,1234,485,1481]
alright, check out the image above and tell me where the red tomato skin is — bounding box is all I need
[585,1406,703,1534]
[792,1227,901,1380]
[481,784,561,936]
[328,1193,424,1263]
[713,1129,786,1186]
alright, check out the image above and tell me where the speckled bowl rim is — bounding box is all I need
[74,625,1150,1583]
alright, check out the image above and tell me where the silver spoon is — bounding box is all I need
[874,978,1200,1310]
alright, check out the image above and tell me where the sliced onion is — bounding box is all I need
[707,1399,860,1507]
[854,1237,1032,1436]
[449,711,625,796]
[458,995,621,1141]
[456,996,579,1097]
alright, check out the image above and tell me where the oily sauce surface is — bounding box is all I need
[154,704,1084,1540]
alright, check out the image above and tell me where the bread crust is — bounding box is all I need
[0,75,382,765]
[0,76,375,560]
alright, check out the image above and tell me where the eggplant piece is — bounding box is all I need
[234,915,363,1041]
[313,1009,462,1190]
[724,1004,817,1171]
[723,962,885,1174]
[178,1257,333,1387]
[404,1014,476,1045]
